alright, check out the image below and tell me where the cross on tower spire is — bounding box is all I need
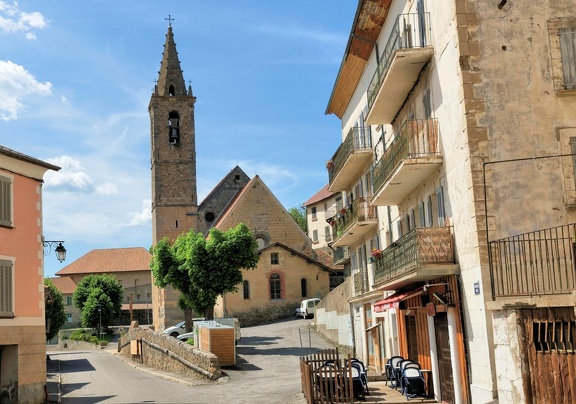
[165,15,174,27]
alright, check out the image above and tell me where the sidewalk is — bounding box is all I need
[46,356,61,404]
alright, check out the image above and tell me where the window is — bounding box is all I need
[559,28,576,90]
[66,296,72,306]
[423,87,432,118]
[0,174,13,227]
[134,279,139,286]
[0,259,13,317]
[436,186,446,226]
[533,320,576,353]
[270,274,281,299]
[312,230,318,243]
[256,237,266,249]
[270,252,279,265]
[548,18,576,94]
[243,280,250,299]
[324,226,331,242]
[311,206,317,220]
[418,202,426,228]
[426,195,434,227]
[301,278,308,298]
[66,313,73,323]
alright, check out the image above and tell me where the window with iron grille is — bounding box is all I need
[0,174,12,228]
[533,320,576,353]
[270,274,281,299]
[0,259,14,317]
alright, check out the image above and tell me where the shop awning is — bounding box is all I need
[373,287,423,313]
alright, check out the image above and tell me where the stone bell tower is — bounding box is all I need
[149,22,198,330]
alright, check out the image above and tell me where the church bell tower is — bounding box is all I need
[149,23,198,330]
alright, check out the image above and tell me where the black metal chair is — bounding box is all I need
[345,358,369,397]
[385,356,404,387]
[397,360,420,393]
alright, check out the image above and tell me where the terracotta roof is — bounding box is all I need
[315,249,344,272]
[48,276,76,294]
[304,184,334,206]
[56,247,152,276]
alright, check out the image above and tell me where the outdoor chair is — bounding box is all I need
[385,356,404,387]
[402,367,427,400]
[397,360,420,393]
[349,362,368,401]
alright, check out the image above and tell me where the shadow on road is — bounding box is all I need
[60,396,116,403]
[238,336,282,346]
[60,358,96,373]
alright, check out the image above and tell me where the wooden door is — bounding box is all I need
[405,315,419,361]
[434,313,455,403]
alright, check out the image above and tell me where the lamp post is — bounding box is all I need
[97,304,102,344]
[43,240,67,262]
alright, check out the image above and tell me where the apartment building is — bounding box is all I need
[0,145,60,403]
[323,1,576,402]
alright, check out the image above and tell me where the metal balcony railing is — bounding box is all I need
[327,126,372,184]
[333,247,349,264]
[329,197,377,240]
[489,223,576,298]
[372,118,439,194]
[367,12,431,111]
[373,226,454,285]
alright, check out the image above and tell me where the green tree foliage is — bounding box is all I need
[151,223,260,320]
[288,204,307,233]
[44,279,67,341]
[73,274,122,328]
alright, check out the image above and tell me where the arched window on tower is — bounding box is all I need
[168,111,180,145]
[169,85,176,96]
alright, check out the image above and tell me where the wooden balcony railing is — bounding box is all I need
[327,126,372,184]
[373,226,454,285]
[372,118,439,194]
[489,223,576,298]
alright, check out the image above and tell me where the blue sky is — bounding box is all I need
[0,1,354,277]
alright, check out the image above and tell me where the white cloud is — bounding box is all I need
[44,155,95,192]
[0,2,47,37]
[128,199,151,226]
[95,182,118,196]
[0,60,52,120]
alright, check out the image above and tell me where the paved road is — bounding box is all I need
[57,317,335,403]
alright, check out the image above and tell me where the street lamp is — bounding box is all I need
[43,241,67,262]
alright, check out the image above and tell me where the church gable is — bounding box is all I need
[214,176,314,256]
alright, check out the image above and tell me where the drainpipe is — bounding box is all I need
[427,315,442,402]
[448,306,463,404]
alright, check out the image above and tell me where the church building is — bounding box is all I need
[149,24,331,330]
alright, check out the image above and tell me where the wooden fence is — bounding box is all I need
[300,349,355,403]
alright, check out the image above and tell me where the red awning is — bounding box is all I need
[373,287,423,313]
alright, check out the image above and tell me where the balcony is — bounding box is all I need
[366,13,434,125]
[327,126,373,192]
[333,246,350,265]
[371,118,442,206]
[372,226,458,291]
[489,223,576,299]
[329,197,378,248]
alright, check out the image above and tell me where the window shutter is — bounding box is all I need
[0,175,12,227]
[559,29,576,89]
[437,186,446,226]
[0,260,13,316]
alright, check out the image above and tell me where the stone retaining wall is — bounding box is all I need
[118,327,221,380]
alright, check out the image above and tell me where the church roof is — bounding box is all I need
[304,183,334,206]
[56,247,151,276]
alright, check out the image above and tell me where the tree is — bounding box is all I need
[151,222,259,320]
[288,204,307,233]
[73,274,123,329]
[44,279,67,341]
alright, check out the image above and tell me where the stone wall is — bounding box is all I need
[314,279,354,349]
[118,327,221,380]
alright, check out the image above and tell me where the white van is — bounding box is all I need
[295,298,321,319]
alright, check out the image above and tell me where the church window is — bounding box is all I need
[169,84,176,96]
[256,237,266,249]
[271,252,279,265]
[204,211,215,222]
[270,273,281,299]
[243,280,250,299]
[301,278,308,298]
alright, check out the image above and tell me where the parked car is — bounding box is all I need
[295,298,321,319]
[177,317,241,345]
[163,318,205,337]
